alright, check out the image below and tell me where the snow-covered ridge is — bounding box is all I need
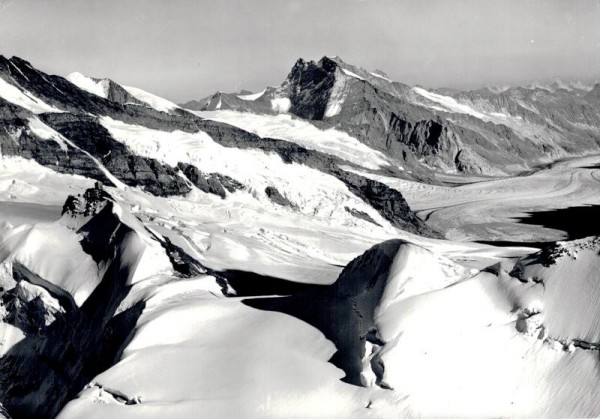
[370,71,392,82]
[66,72,109,99]
[237,89,265,101]
[121,85,181,113]
[341,68,365,81]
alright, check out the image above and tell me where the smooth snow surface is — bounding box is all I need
[66,72,108,98]
[59,284,385,418]
[0,222,101,306]
[195,110,390,170]
[0,76,63,113]
[237,89,266,101]
[514,237,600,343]
[121,85,180,113]
[55,235,600,418]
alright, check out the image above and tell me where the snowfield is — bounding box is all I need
[2,147,600,417]
[99,116,392,233]
[59,286,382,418]
[194,110,391,170]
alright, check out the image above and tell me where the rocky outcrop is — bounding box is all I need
[0,200,147,418]
[62,182,112,217]
[177,162,244,198]
[40,113,191,197]
[264,186,294,207]
[101,79,145,106]
[344,207,381,226]
[279,57,338,120]
[334,169,439,237]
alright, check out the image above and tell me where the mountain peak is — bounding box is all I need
[584,83,600,103]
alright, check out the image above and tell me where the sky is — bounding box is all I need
[0,0,599,102]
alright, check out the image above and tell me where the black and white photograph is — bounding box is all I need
[0,0,600,417]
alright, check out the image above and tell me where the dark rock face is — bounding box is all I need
[0,99,115,185]
[101,79,144,106]
[335,169,439,237]
[344,206,381,226]
[62,182,112,217]
[0,97,190,197]
[177,162,243,198]
[40,113,191,197]
[264,186,293,207]
[280,57,337,120]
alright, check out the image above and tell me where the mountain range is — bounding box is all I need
[0,54,599,418]
[183,56,600,177]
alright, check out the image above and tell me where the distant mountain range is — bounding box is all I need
[183,56,600,176]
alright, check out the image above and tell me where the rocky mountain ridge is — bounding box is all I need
[0,54,437,237]
[186,56,600,176]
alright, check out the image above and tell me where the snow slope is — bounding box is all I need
[6,148,595,418]
[121,85,180,113]
[237,89,266,101]
[66,72,108,99]
[58,282,388,418]
[412,86,488,119]
[55,234,600,418]
[194,110,390,170]
[99,116,390,229]
[0,221,102,306]
[357,240,600,417]
[0,76,63,113]
[324,69,352,118]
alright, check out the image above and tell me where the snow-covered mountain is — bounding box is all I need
[1,54,600,418]
[185,56,600,177]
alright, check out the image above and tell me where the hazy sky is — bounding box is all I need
[1,0,599,102]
